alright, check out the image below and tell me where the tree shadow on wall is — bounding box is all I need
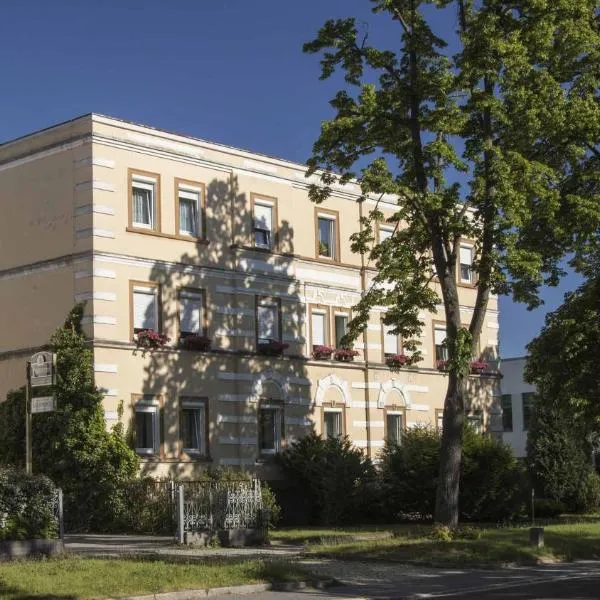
[131,174,316,481]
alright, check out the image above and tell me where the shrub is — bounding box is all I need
[276,432,377,525]
[532,498,567,518]
[0,469,58,540]
[260,482,281,528]
[381,424,525,522]
[573,470,600,513]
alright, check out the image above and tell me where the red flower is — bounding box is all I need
[135,329,170,350]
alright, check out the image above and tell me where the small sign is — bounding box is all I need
[30,352,55,388]
[31,396,56,414]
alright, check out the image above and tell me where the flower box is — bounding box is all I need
[436,360,449,372]
[180,334,212,352]
[135,329,170,350]
[469,360,488,374]
[312,345,335,360]
[257,340,289,356]
[334,348,359,362]
[386,353,410,370]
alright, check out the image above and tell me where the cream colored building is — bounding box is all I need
[0,114,502,477]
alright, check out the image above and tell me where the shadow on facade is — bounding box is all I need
[133,175,315,481]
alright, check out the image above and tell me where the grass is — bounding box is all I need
[271,524,421,545]
[0,556,310,600]
[304,522,600,566]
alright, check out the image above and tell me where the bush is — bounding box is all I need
[381,425,525,522]
[573,470,600,513]
[0,469,58,540]
[276,432,378,525]
[532,498,567,518]
[260,482,281,528]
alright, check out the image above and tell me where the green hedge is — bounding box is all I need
[0,469,58,540]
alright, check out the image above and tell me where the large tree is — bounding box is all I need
[304,0,600,525]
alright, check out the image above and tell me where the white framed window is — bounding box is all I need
[258,402,283,455]
[178,186,202,237]
[436,409,444,432]
[180,398,207,456]
[317,215,336,259]
[460,245,473,283]
[132,175,157,230]
[379,225,394,243]
[334,313,349,347]
[323,409,343,439]
[257,298,280,344]
[467,413,483,434]
[133,284,159,333]
[434,325,448,361]
[135,399,160,455]
[254,201,274,249]
[383,323,399,357]
[386,411,404,445]
[180,290,204,336]
[311,311,327,347]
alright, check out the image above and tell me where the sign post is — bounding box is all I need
[25,352,56,474]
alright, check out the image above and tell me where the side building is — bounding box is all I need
[0,114,502,477]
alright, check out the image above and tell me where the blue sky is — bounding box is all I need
[0,0,581,358]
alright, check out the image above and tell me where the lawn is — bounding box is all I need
[0,557,310,600]
[303,522,600,566]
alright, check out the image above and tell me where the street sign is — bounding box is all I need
[31,396,56,414]
[30,352,55,387]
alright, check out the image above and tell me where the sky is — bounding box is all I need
[0,0,583,358]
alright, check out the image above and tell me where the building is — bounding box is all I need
[499,357,535,457]
[0,114,502,477]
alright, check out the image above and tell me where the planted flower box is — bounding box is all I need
[469,360,488,374]
[134,329,170,350]
[312,345,334,360]
[257,340,289,356]
[436,359,449,372]
[334,348,359,362]
[386,353,410,370]
[180,333,212,352]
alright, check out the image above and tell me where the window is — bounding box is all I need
[258,402,283,455]
[386,412,403,445]
[134,398,160,456]
[436,408,444,432]
[180,398,207,456]
[176,180,204,238]
[257,298,280,344]
[311,310,327,347]
[383,322,400,358]
[334,314,349,347]
[434,325,448,361]
[132,283,159,334]
[467,413,483,434]
[460,245,473,283]
[323,409,342,439]
[130,170,160,231]
[379,225,394,243]
[179,290,204,337]
[501,394,513,431]
[316,211,338,259]
[252,195,276,250]
[522,392,534,431]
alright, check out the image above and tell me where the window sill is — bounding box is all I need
[126,227,209,244]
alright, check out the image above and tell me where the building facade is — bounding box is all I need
[0,114,502,477]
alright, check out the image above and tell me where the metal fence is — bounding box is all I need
[178,479,263,542]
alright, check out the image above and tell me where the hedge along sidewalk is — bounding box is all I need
[0,556,331,600]
[305,522,600,567]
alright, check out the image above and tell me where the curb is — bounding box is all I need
[121,578,339,600]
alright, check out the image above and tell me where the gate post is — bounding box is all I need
[177,484,185,545]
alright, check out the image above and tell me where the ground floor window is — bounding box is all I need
[258,402,283,455]
[180,398,207,457]
[134,397,160,456]
[323,409,343,439]
[386,412,404,445]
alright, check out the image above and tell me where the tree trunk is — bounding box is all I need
[434,369,467,527]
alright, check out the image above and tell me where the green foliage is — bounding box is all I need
[381,425,524,522]
[0,388,25,469]
[1,304,139,531]
[260,482,281,529]
[276,432,377,525]
[0,469,57,540]
[533,498,567,519]
[573,471,600,514]
[526,396,597,512]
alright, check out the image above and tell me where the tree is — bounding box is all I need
[0,304,139,530]
[304,0,600,525]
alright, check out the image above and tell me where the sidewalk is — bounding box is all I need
[65,534,304,560]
